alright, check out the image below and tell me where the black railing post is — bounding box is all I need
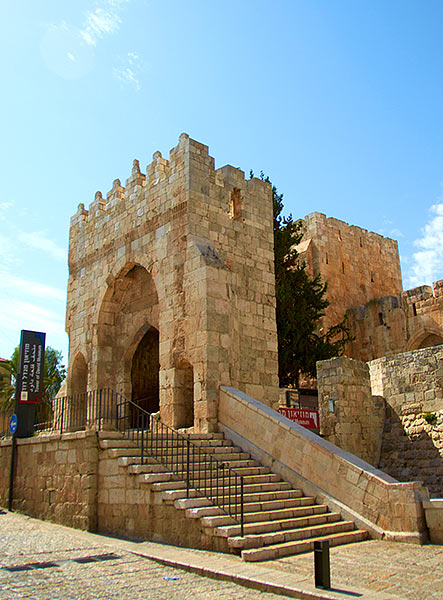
[98,389,102,431]
[186,438,190,498]
[60,396,65,436]
[115,391,118,430]
[240,476,244,537]
[141,417,144,465]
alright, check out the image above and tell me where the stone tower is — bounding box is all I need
[66,134,279,432]
[296,212,403,332]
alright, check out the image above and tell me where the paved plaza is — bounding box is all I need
[0,510,442,600]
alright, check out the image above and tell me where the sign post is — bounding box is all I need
[14,330,46,438]
[8,330,46,512]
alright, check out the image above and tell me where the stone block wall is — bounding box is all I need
[0,431,98,530]
[317,357,385,466]
[371,346,443,497]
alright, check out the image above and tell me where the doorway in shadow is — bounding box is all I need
[131,328,160,419]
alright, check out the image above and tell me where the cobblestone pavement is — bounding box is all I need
[2,510,443,600]
[261,539,443,600]
[0,511,283,600]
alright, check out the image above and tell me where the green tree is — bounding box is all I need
[255,171,353,387]
[0,360,14,409]
[6,346,66,405]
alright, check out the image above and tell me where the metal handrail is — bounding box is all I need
[0,388,244,535]
[115,395,244,535]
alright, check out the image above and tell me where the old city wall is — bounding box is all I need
[295,212,402,333]
[67,134,279,432]
[317,346,443,497]
[346,281,443,362]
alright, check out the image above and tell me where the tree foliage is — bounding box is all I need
[0,346,66,408]
[256,172,353,387]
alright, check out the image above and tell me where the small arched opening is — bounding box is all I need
[70,353,88,395]
[407,328,443,352]
[68,353,88,430]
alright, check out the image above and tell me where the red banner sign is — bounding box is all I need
[278,407,319,431]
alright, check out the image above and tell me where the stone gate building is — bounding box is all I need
[66,134,279,432]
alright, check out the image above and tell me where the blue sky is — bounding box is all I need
[1,0,442,364]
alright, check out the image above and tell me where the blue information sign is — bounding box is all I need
[9,414,18,435]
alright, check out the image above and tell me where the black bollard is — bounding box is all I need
[314,540,331,589]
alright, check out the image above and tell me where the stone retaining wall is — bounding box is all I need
[0,431,98,530]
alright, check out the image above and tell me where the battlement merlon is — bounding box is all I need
[68,133,273,232]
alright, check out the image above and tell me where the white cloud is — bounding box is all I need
[0,271,66,303]
[0,202,13,221]
[18,231,67,262]
[0,234,20,267]
[113,66,141,90]
[113,51,143,90]
[406,202,443,288]
[80,0,129,46]
[0,299,67,359]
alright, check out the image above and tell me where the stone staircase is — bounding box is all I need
[99,430,368,561]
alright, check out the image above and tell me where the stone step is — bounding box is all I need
[203,502,325,529]
[240,530,369,562]
[181,495,312,517]
[109,448,143,458]
[150,478,291,495]
[228,516,351,549]
[146,445,244,457]
[98,430,124,440]
[99,438,140,449]
[142,436,235,449]
[146,449,251,462]
[161,487,304,503]
[117,454,256,468]
[127,463,270,477]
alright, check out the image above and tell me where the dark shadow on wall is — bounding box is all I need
[378,408,443,498]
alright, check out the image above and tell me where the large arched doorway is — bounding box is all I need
[96,263,159,398]
[131,328,160,414]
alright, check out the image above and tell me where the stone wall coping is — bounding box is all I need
[423,499,443,509]
[369,343,443,367]
[221,386,404,487]
[0,430,97,447]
